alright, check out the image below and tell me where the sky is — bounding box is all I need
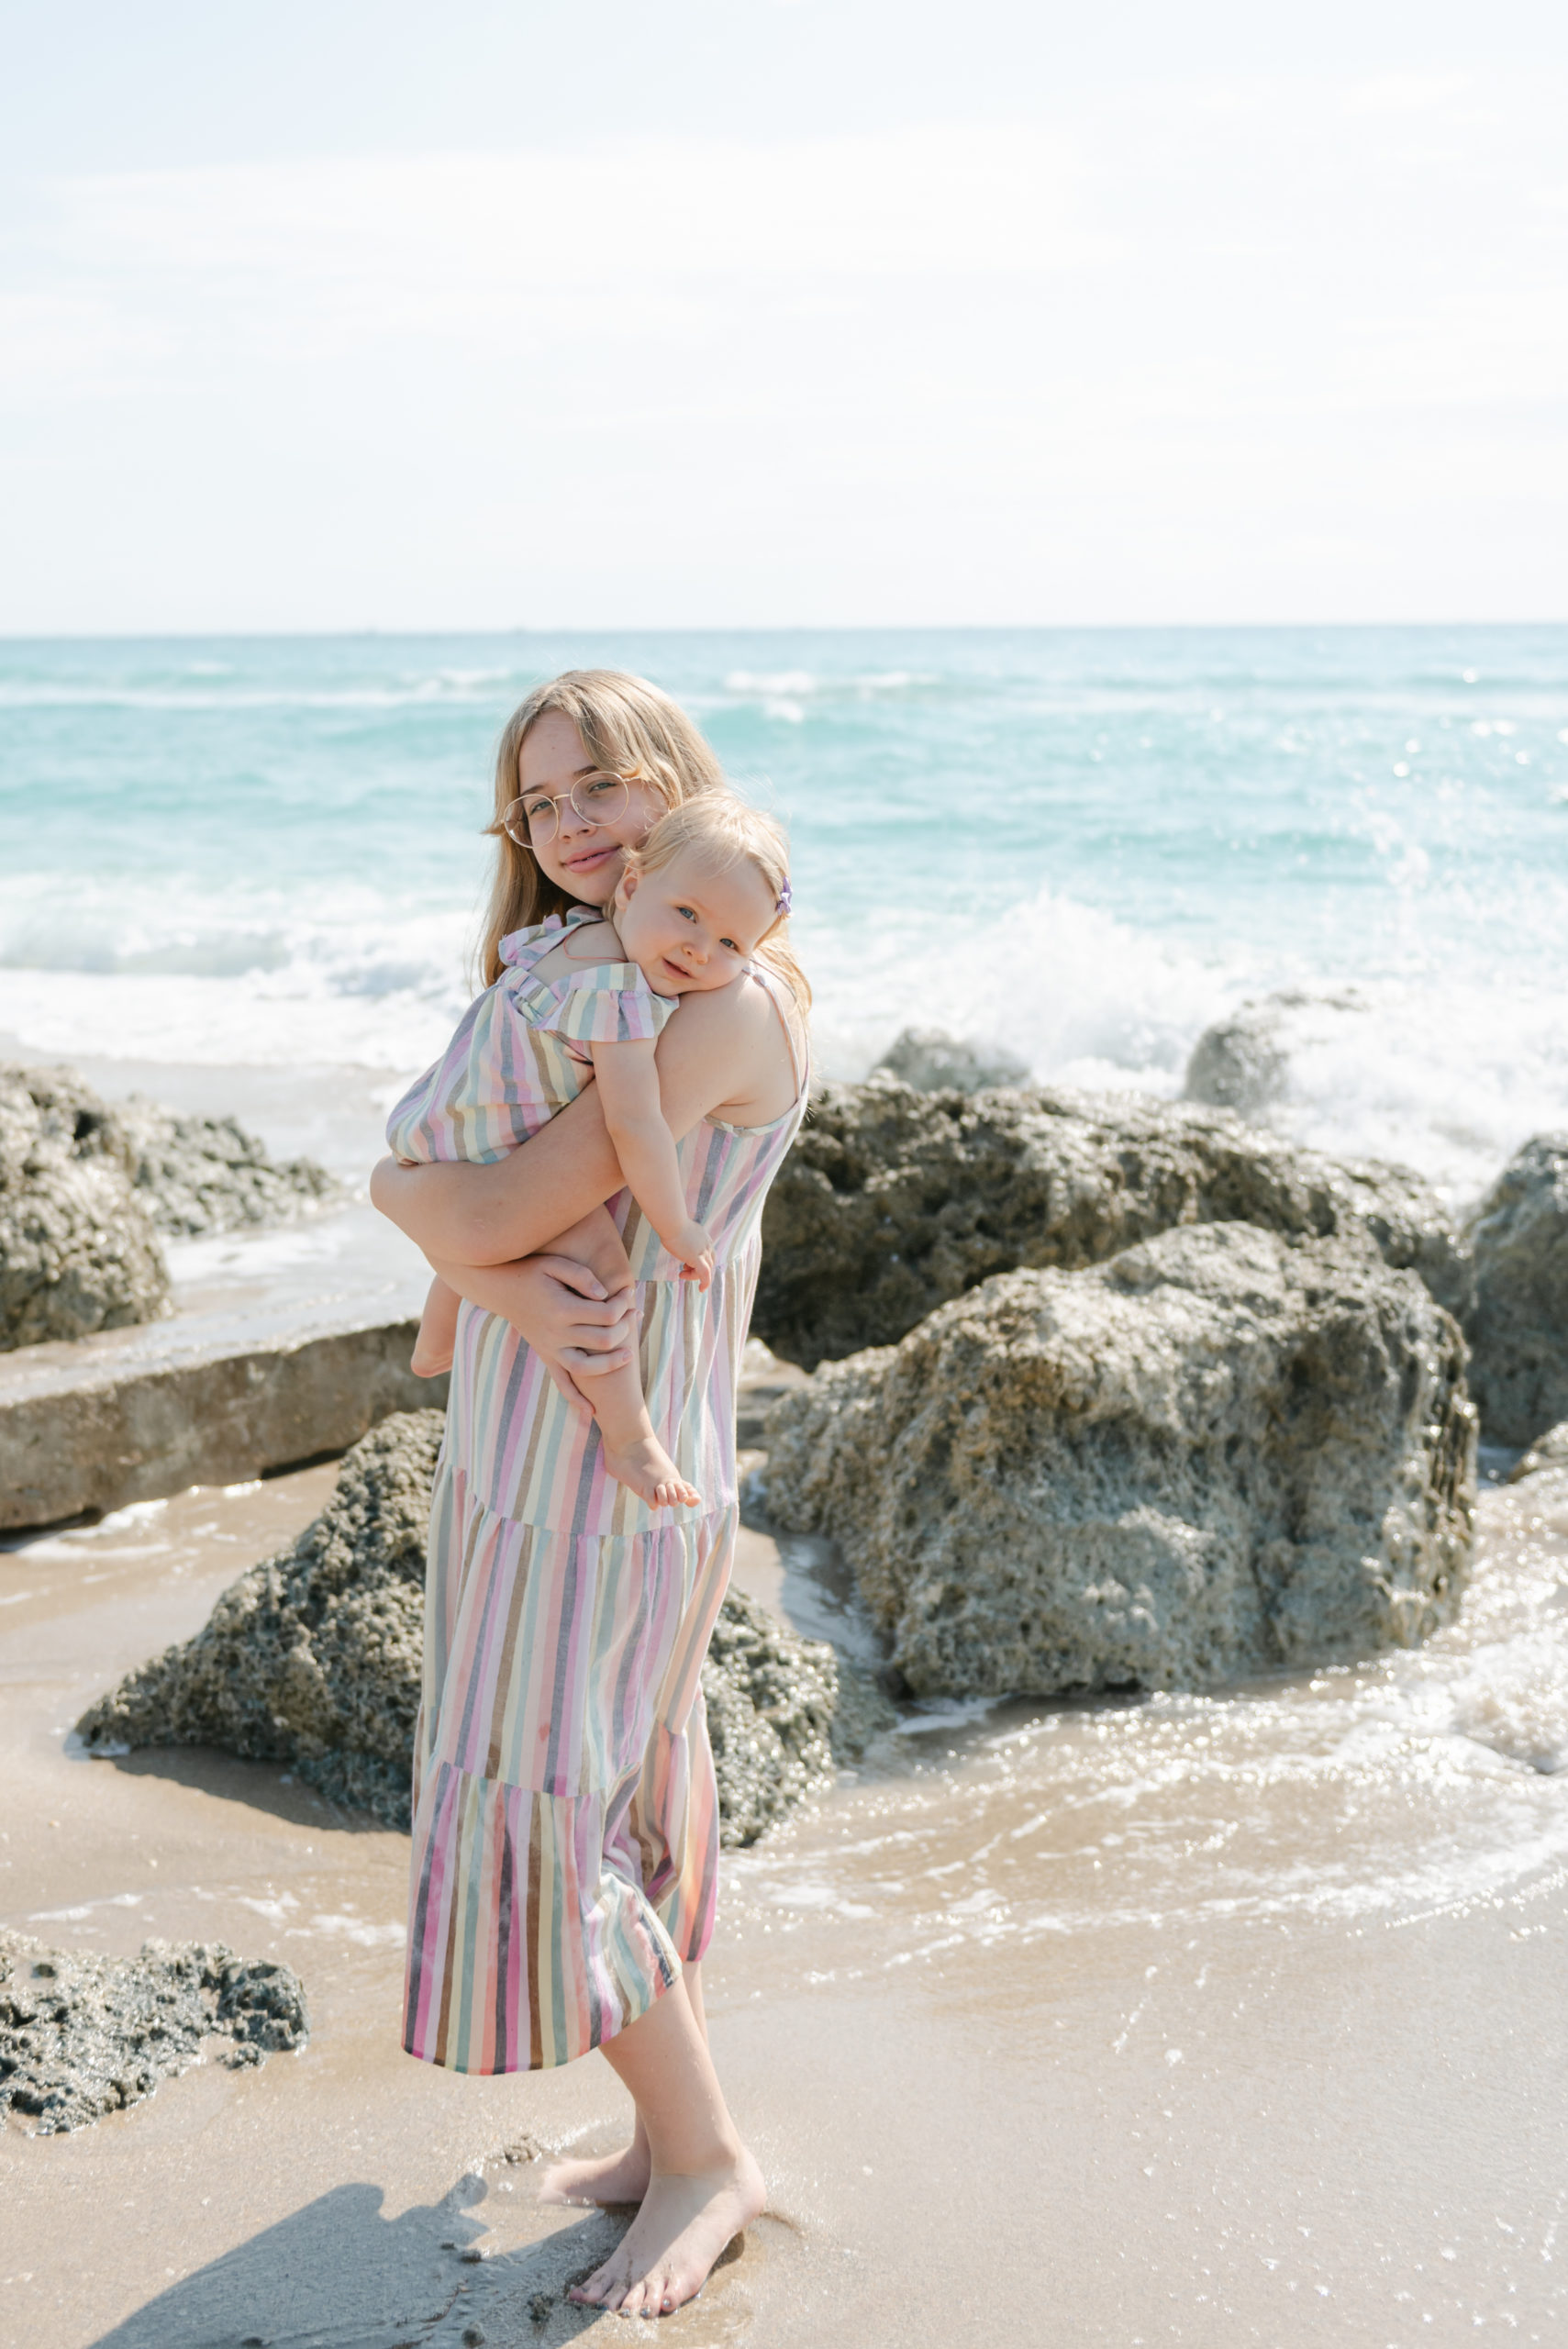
[2,0,1566,632]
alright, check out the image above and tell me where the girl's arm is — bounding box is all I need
[589,1038,713,1281]
[369,980,775,1265]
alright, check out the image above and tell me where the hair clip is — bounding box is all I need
[775,877,793,917]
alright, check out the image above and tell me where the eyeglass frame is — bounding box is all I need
[501,771,637,849]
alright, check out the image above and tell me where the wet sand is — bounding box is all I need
[4,1469,1567,2346]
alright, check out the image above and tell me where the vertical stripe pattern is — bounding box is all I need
[400,955,808,2074]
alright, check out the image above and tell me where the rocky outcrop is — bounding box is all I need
[118,1096,337,1239]
[0,1063,170,1351]
[0,1063,337,1354]
[704,1586,894,1847]
[762,1222,1475,1699]
[873,1028,1029,1095]
[1182,1001,1292,1115]
[1181,989,1366,1117]
[78,1408,888,1842]
[754,1077,1473,1369]
[0,1930,307,2133]
[1508,1421,1568,1484]
[1466,1137,1568,1447]
[76,1408,440,1823]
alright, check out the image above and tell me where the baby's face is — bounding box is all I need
[616,847,778,996]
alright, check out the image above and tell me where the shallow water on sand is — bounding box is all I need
[726,1477,1568,1991]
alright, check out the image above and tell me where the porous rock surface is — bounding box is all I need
[0,1063,171,1350]
[754,1076,1473,1369]
[78,1409,890,1841]
[1465,1136,1568,1447]
[76,1408,441,1822]
[704,1585,894,1847]
[873,1027,1029,1095]
[117,1095,338,1239]
[0,1062,337,1353]
[0,1929,307,2133]
[762,1222,1475,1698]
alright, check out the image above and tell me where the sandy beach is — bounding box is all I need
[6,0,1568,2317]
[5,1441,1566,2348]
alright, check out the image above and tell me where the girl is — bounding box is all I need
[371,670,809,2319]
[389,791,796,1511]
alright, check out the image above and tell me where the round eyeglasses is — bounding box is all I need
[502,772,632,847]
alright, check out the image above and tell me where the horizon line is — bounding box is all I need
[2,617,1565,646]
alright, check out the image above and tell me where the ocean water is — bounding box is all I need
[4,625,1566,1204]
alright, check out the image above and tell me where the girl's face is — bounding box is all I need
[517,711,666,904]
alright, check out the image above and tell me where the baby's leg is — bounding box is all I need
[549,1208,701,1510]
[410,1274,461,1377]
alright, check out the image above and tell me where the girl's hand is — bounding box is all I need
[430,1252,637,1413]
[672,1219,716,1292]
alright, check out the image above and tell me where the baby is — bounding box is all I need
[386,793,795,1508]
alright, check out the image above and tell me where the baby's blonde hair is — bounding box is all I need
[478,669,728,985]
[624,796,811,1012]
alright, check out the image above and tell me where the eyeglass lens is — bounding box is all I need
[503,773,631,845]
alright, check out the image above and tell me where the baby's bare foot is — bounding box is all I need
[539,2139,651,2208]
[410,1332,454,1377]
[601,1432,702,1510]
[569,2150,765,2316]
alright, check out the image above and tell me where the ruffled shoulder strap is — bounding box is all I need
[528,961,681,1048]
[496,905,601,974]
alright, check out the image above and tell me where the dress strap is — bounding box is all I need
[745,961,809,1104]
[498,904,606,977]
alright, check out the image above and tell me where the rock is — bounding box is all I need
[704,1585,894,1847]
[0,1929,307,2133]
[76,1408,442,1824]
[0,1063,171,1352]
[1,1307,444,1532]
[1183,1003,1290,1114]
[762,1222,1475,1698]
[1466,1136,1568,1447]
[1508,1421,1568,1483]
[1182,988,1367,1116]
[117,1096,338,1239]
[873,1027,1029,1095]
[0,1062,337,1355]
[79,1408,888,1842]
[754,1076,1473,1369]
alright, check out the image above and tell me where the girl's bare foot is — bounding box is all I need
[539,2138,651,2208]
[410,1331,454,1377]
[601,1431,702,1510]
[568,2149,765,2317]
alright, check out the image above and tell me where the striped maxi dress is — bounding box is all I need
[384,907,808,2073]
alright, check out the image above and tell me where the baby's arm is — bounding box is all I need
[591,1038,715,1287]
[410,1274,461,1377]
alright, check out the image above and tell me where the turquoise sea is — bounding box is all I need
[3,625,1566,1201]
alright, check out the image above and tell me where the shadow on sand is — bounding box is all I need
[87,2168,639,2349]
[78,1742,400,1835]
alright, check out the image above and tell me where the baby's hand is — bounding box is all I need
[672,1219,716,1291]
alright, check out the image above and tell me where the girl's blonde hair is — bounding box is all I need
[623,796,812,1012]
[479,669,728,985]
